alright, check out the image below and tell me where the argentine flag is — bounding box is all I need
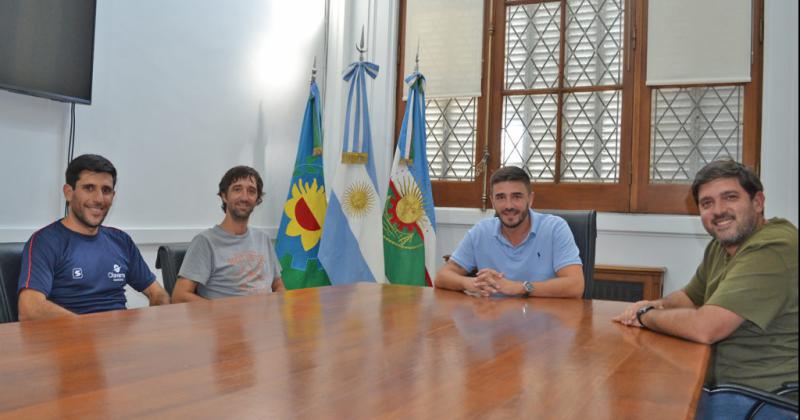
[318,60,385,284]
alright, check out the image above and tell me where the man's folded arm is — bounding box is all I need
[18,288,77,321]
[639,304,745,344]
[143,281,170,306]
[435,260,487,296]
[435,260,470,291]
[535,264,584,298]
[171,277,207,303]
[613,289,698,325]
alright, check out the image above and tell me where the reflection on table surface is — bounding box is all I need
[0,284,708,419]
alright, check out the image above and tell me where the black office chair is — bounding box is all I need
[0,242,25,323]
[538,210,597,299]
[155,243,191,296]
[702,381,798,419]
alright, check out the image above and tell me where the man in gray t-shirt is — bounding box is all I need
[172,166,284,302]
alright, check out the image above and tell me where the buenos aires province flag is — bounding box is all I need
[383,71,436,286]
[318,60,385,284]
[275,81,330,289]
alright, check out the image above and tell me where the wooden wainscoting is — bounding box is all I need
[592,265,666,302]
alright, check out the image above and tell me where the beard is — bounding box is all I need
[708,211,759,248]
[495,207,529,229]
[71,201,108,230]
[229,202,254,221]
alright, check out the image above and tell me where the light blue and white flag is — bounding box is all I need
[318,60,386,284]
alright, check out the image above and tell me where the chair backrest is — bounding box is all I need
[0,242,25,323]
[155,243,191,296]
[538,209,597,299]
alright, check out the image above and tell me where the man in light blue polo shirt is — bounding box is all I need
[435,166,584,298]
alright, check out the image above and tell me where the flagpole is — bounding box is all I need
[414,39,420,73]
[310,56,317,84]
[357,26,366,61]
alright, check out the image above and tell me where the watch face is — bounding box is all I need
[637,306,654,316]
[523,281,533,292]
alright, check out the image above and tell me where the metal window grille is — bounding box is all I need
[503,0,624,183]
[651,86,744,183]
[425,97,478,181]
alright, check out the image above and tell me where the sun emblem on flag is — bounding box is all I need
[389,178,425,231]
[383,177,427,249]
[284,179,327,251]
[342,180,375,218]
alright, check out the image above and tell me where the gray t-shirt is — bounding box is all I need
[179,225,281,299]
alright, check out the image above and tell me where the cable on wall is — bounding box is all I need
[64,102,76,217]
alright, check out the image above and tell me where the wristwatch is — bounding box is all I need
[522,281,534,298]
[636,305,656,328]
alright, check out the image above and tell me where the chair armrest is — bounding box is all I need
[775,381,799,398]
[708,383,799,413]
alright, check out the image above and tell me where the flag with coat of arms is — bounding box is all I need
[275,79,331,289]
[382,70,436,286]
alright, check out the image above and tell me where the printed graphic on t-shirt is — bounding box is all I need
[107,263,127,282]
[228,251,267,292]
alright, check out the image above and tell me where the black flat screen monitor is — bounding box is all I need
[0,0,97,104]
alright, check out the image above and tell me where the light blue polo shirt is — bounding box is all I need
[450,210,582,283]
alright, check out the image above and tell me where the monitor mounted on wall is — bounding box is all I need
[0,0,97,104]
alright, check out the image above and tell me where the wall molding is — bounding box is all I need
[0,226,279,245]
[432,207,711,239]
[1,207,709,244]
[0,206,722,243]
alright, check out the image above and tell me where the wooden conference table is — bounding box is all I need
[0,284,709,419]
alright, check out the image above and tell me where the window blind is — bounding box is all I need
[646,0,752,85]
[403,0,483,99]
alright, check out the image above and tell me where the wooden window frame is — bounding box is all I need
[394,0,763,215]
[630,0,763,214]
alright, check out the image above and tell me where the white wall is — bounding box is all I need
[1,0,328,232]
[761,0,799,227]
[0,0,328,306]
[0,0,796,308]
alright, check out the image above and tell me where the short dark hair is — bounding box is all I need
[65,154,117,188]
[490,166,531,193]
[691,160,763,204]
[218,165,264,212]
